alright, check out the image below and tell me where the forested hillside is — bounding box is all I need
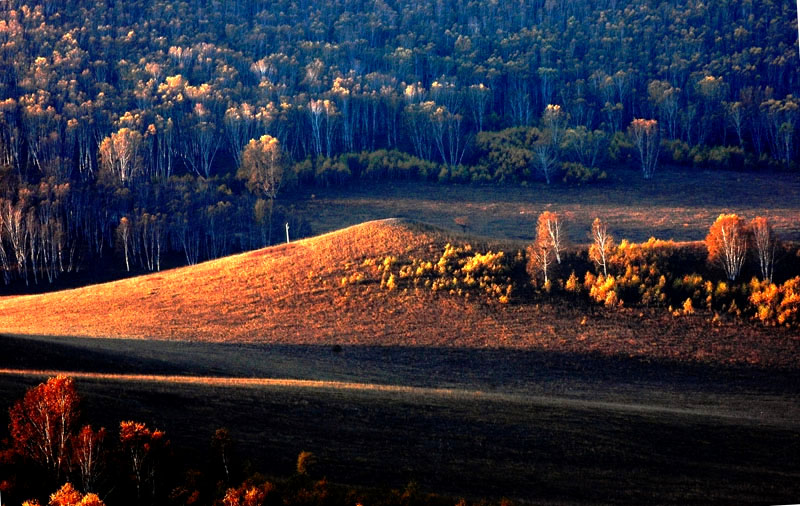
[0,0,797,285]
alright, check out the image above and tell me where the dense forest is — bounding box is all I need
[0,0,797,284]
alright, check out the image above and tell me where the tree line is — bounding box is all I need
[0,0,798,285]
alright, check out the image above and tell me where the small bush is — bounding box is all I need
[561,162,607,184]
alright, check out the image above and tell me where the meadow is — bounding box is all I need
[1,167,799,504]
[0,335,798,504]
[288,167,800,243]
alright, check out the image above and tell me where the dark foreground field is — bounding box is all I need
[1,334,798,505]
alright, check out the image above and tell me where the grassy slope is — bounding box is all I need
[0,217,798,504]
[0,218,797,367]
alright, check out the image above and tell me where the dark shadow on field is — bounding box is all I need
[1,333,798,396]
[1,334,799,504]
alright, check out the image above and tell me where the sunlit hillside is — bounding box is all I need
[0,219,796,368]
[0,219,445,343]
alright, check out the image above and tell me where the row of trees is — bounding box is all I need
[3,376,168,502]
[524,211,798,326]
[528,212,784,288]
[0,171,298,286]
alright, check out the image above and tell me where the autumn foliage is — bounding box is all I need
[222,482,274,506]
[8,376,80,482]
[588,218,614,277]
[72,425,106,494]
[705,214,748,281]
[46,482,104,506]
[119,421,169,500]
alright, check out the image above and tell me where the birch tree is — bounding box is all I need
[589,217,614,276]
[628,118,660,179]
[8,376,80,482]
[238,135,284,245]
[749,216,777,282]
[536,211,565,264]
[706,214,748,281]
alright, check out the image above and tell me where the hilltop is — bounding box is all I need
[0,219,797,369]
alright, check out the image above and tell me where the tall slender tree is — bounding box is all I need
[238,135,285,245]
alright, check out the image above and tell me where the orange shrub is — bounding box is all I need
[749,276,800,327]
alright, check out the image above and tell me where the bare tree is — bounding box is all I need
[536,211,565,264]
[211,428,234,484]
[467,83,490,132]
[117,216,131,272]
[750,216,777,282]
[179,103,221,178]
[308,99,325,157]
[533,140,557,184]
[589,217,614,276]
[628,118,660,179]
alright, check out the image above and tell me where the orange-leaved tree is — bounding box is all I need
[222,481,274,506]
[72,425,107,494]
[119,421,168,501]
[24,482,105,506]
[527,212,560,288]
[48,482,82,506]
[9,376,80,482]
[536,211,565,264]
[706,214,748,281]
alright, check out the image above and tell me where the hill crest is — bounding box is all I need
[0,218,797,369]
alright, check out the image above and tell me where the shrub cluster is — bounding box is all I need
[293,150,442,186]
[551,235,799,328]
[749,277,800,327]
[660,139,780,172]
[342,243,526,304]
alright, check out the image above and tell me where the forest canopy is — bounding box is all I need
[0,0,797,284]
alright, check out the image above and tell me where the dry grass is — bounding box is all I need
[0,218,439,342]
[0,217,798,369]
[290,167,800,243]
[3,367,790,422]
[0,365,797,505]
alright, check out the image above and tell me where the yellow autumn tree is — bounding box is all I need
[238,135,284,245]
[705,214,747,281]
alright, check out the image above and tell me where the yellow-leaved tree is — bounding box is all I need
[705,214,747,281]
[238,135,285,246]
